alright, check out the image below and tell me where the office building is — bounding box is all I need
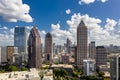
[76,20,88,68]
[66,38,72,54]
[83,59,95,76]
[110,54,120,80]
[28,27,41,68]
[7,46,14,61]
[1,47,7,63]
[44,32,53,63]
[89,41,95,60]
[96,46,107,66]
[14,27,28,54]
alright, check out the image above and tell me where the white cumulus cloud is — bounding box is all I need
[0,0,33,22]
[66,9,71,14]
[50,13,120,46]
[78,0,108,5]
[79,0,95,5]
[101,0,108,3]
[105,18,117,31]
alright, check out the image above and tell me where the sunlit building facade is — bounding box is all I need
[28,27,41,68]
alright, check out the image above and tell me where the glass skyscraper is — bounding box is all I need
[14,27,27,54]
[14,27,28,63]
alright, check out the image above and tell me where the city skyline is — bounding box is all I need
[0,0,120,46]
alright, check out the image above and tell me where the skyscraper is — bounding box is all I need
[14,27,28,63]
[96,46,107,66]
[66,38,72,54]
[44,32,53,64]
[110,54,120,80]
[28,27,41,68]
[14,27,27,54]
[89,41,95,60]
[76,20,88,68]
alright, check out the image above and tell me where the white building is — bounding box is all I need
[83,59,95,76]
[0,68,40,80]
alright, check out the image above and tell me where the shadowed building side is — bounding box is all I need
[28,27,41,68]
[44,32,53,64]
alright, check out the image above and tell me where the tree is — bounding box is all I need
[53,68,69,80]
[8,66,18,71]
[21,67,28,71]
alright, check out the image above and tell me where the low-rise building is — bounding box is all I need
[0,68,40,80]
[42,69,53,80]
[61,53,69,64]
[83,59,95,76]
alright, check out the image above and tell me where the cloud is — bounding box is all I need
[105,18,117,31]
[0,26,14,46]
[66,9,71,14]
[101,0,108,3]
[3,26,8,30]
[79,0,95,5]
[50,13,120,46]
[0,0,33,22]
[78,0,108,5]
[51,24,71,44]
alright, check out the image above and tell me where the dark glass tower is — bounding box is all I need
[28,27,41,68]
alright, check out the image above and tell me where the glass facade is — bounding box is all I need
[14,27,27,53]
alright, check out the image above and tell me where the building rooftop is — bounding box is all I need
[0,68,40,80]
[51,64,73,68]
[46,32,52,38]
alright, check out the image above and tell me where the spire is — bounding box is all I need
[80,20,85,25]
[77,20,86,28]
[46,32,52,38]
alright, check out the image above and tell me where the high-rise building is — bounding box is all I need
[96,46,107,66]
[110,54,120,80]
[66,38,72,54]
[44,32,53,63]
[14,27,28,63]
[28,27,41,68]
[76,20,88,68]
[14,27,27,54]
[83,59,95,76]
[89,41,95,60]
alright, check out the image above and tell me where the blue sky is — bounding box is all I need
[1,0,120,30]
[0,0,120,46]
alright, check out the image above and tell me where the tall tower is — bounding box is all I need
[76,20,88,68]
[14,27,28,63]
[14,27,27,54]
[44,32,53,64]
[66,38,72,54]
[28,27,41,68]
[89,41,95,60]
